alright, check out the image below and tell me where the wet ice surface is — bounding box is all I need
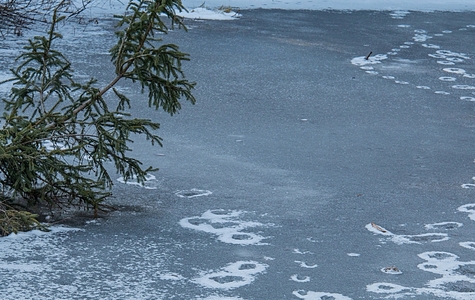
[2,9,475,300]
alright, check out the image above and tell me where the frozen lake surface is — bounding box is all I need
[1,5,475,300]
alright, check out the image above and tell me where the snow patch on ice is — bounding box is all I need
[293,290,353,300]
[293,249,314,255]
[368,251,475,298]
[413,33,431,42]
[439,76,457,82]
[351,54,388,66]
[381,266,403,275]
[178,7,241,20]
[458,203,475,221]
[459,242,475,251]
[434,91,450,95]
[437,61,456,65]
[116,174,159,189]
[365,223,449,245]
[461,177,475,189]
[193,261,267,290]
[425,222,463,230]
[366,283,411,294]
[452,85,475,90]
[291,274,311,283]
[179,209,271,245]
[437,50,470,60]
[175,188,212,198]
[422,44,440,49]
[295,261,318,268]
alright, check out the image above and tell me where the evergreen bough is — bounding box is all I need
[0,0,196,235]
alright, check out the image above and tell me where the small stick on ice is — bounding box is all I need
[371,222,387,233]
[365,51,373,60]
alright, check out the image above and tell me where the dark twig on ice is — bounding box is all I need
[365,51,373,60]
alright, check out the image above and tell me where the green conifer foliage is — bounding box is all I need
[0,0,195,234]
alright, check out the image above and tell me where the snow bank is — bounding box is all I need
[77,0,475,20]
[182,0,475,11]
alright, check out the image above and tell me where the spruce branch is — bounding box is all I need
[0,0,196,224]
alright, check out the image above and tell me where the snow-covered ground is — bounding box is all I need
[82,0,475,20]
[182,0,475,11]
